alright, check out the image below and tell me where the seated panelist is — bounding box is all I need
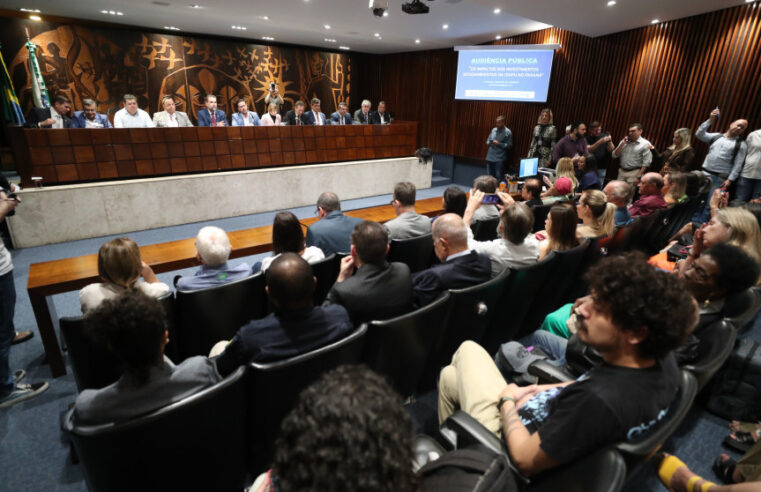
[260,103,282,126]
[370,101,394,125]
[113,94,154,128]
[353,99,372,125]
[197,94,227,127]
[302,98,326,126]
[230,99,261,126]
[71,98,112,128]
[284,100,307,126]
[329,102,353,125]
[25,94,72,128]
[152,96,193,127]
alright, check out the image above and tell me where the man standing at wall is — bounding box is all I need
[485,116,513,180]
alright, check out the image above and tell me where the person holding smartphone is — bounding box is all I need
[612,123,652,185]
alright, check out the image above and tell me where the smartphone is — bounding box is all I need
[482,193,500,204]
[715,106,720,119]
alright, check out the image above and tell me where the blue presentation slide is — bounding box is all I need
[455,49,555,103]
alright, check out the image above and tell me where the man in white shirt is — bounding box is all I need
[152,96,192,127]
[113,94,154,128]
[612,123,652,185]
[737,128,761,202]
[24,94,72,129]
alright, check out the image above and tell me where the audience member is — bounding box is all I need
[663,172,688,205]
[612,123,652,184]
[74,291,220,424]
[354,99,372,124]
[586,121,614,180]
[554,157,579,191]
[303,98,326,125]
[485,115,513,180]
[411,214,491,307]
[736,126,761,202]
[71,98,112,128]
[329,102,353,125]
[576,189,616,238]
[283,100,307,126]
[654,128,696,174]
[438,186,467,218]
[324,221,413,324]
[25,93,72,128]
[251,365,416,492]
[694,108,748,222]
[541,177,574,205]
[438,253,696,476]
[113,94,154,128]
[260,211,324,272]
[231,99,261,126]
[470,175,501,224]
[552,121,588,165]
[538,202,580,260]
[175,226,251,291]
[152,96,192,127]
[577,154,602,191]
[196,94,227,127]
[384,181,432,240]
[306,192,363,255]
[603,180,635,227]
[464,190,539,277]
[528,108,557,167]
[522,177,544,207]
[79,238,170,314]
[213,253,353,375]
[370,101,393,124]
[260,103,282,126]
[629,172,668,217]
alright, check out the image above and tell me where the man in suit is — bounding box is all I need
[370,101,394,125]
[230,99,261,126]
[284,100,307,126]
[412,214,491,307]
[213,253,353,376]
[152,96,193,127]
[383,181,433,240]
[306,192,363,256]
[196,94,227,127]
[24,94,72,128]
[71,98,112,128]
[329,102,353,125]
[324,220,413,325]
[353,99,372,124]
[302,98,326,125]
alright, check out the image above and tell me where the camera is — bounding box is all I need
[269,82,276,91]
[402,0,429,14]
[369,0,388,17]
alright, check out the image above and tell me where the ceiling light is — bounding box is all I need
[746,0,754,3]
[19,8,41,12]
[374,32,380,37]
[651,19,659,24]
[29,15,41,21]
[262,36,275,40]
[188,3,202,7]
[164,26,181,30]
[415,39,420,44]
[232,25,247,30]
[383,11,389,16]
[493,8,501,14]
[377,36,382,40]
[495,35,501,40]
[259,15,270,20]
[324,38,336,42]
[442,24,449,29]
[101,10,124,15]
[339,46,350,50]
[324,24,331,29]
[607,0,616,5]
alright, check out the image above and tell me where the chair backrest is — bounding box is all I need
[157,291,180,362]
[616,370,697,466]
[311,253,341,305]
[363,293,451,397]
[598,225,631,255]
[388,232,435,273]
[247,324,367,473]
[471,217,501,241]
[174,272,267,359]
[419,270,511,392]
[684,318,737,390]
[722,287,761,333]
[531,205,552,233]
[63,366,249,492]
[60,316,122,392]
[642,201,696,255]
[481,254,559,354]
[527,447,626,492]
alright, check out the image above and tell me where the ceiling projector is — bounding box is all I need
[402,0,430,14]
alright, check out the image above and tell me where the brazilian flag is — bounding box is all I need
[0,43,25,125]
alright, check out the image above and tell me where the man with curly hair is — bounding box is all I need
[438,252,697,477]
[250,365,417,492]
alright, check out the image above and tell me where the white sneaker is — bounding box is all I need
[0,382,49,408]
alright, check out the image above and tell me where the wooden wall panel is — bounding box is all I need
[360,4,761,169]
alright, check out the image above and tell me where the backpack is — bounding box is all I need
[705,338,761,421]
[418,448,519,492]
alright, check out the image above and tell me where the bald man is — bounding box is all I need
[629,172,667,218]
[411,214,491,307]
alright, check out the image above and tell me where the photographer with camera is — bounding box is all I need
[264,82,283,114]
[0,191,49,408]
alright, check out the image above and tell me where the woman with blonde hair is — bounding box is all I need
[655,127,696,173]
[576,190,616,239]
[527,108,557,167]
[555,157,579,191]
[260,102,282,126]
[79,238,170,313]
[662,172,688,204]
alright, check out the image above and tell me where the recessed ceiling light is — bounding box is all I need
[377,36,382,40]
[324,24,331,29]
[19,8,41,13]
[231,25,247,30]
[374,32,380,37]
[324,38,336,42]
[495,35,501,40]
[101,10,124,15]
[188,3,202,7]
[383,11,389,16]
[607,0,616,5]
[29,14,41,21]
[746,0,754,3]
[493,8,501,14]
[259,15,270,20]
[339,46,350,50]
[415,39,420,44]
[651,19,659,24]
[163,26,181,30]
[442,24,449,29]
[262,36,275,40]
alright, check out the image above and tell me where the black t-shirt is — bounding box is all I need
[536,354,680,464]
[586,134,611,172]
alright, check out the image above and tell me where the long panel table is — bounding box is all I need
[28,196,444,377]
[7,121,418,187]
